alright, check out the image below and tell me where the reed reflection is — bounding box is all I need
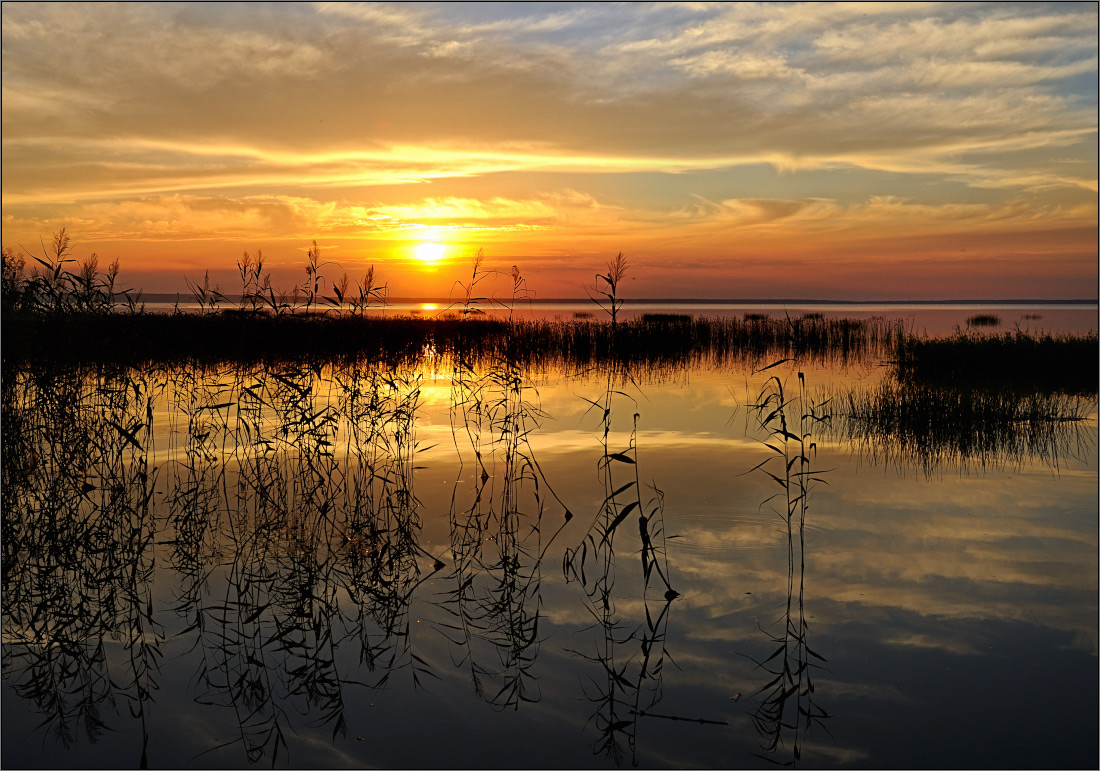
[1,364,162,766]
[562,370,680,764]
[2,356,447,766]
[439,265,572,710]
[162,359,439,764]
[745,368,831,766]
[834,378,1096,476]
[562,255,688,765]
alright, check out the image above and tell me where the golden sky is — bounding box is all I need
[2,2,1097,299]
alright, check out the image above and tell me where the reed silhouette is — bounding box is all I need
[894,330,1097,396]
[2,354,454,766]
[160,359,440,765]
[3,229,141,315]
[560,259,696,766]
[5,234,918,375]
[562,370,686,764]
[834,378,1094,476]
[3,237,1096,768]
[743,366,832,767]
[1,363,162,766]
[437,266,571,710]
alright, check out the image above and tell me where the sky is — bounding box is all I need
[2,2,1097,300]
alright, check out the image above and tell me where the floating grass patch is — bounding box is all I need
[966,313,1001,327]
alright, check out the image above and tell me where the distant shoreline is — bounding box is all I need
[135,294,1099,306]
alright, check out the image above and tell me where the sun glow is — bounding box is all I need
[414,242,445,264]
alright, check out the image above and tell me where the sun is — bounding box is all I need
[414,242,445,264]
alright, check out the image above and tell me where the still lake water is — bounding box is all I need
[142,299,1098,337]
[3,307,1097,769]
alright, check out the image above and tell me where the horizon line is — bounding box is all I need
[134,294,1099,306]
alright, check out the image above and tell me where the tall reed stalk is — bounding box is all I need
[439,266,571,709]
[745,365,831,764]
[559,255,685,763]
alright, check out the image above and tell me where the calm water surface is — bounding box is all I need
[141,300,1099,337]
[2,337,1097,768]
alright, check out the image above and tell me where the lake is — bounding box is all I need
[138,299,1099,338]
[2,310,1097,769]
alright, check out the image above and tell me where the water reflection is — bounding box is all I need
[1,346,1096,768]
[161,360,437,763]
[562,352,684,764]
[440,325,569,710]
[833,377,1096,476]
[2,364,162,766]
[745,370,831,765]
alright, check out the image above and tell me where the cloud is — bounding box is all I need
[0,189,622,245]
[5,3,1093,165]
[1,2,1095,297]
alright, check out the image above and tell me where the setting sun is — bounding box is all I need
[414,242,445,264]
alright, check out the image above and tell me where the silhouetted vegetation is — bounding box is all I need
[2,229,141,316]
[560,258,693,765]
[894,331,1098,396]
[5,305,917,374]
[2,356,447,766]
[1,362,161,763]
[437,264,570,711]
[6,231,1095,401]
[966,313,1000,327]
[3,233,909,370]
[835,380,1094,475]
[744,368,832,765]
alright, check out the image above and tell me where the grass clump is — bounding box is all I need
[966,313,1001,327]
[2,229,142,316]
[894,330,1098,396]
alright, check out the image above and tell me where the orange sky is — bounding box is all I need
[2,3,1097,300]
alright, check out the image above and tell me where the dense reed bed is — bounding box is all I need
[895,330,1098,395]
[3,309,908,372]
